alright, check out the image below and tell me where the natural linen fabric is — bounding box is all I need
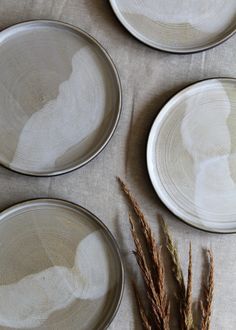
[0,0,236,329]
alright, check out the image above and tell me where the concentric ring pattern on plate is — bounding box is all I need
[110,0,236,53]
[0,199,124,329]
[147,78,236,233]
[0,20,121,176]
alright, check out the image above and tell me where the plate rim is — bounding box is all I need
[0,19,122,177]
[147,77,236,234]
[109,0,236,54]
[0,198,125,329]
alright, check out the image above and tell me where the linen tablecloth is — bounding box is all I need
[0,1,236,329]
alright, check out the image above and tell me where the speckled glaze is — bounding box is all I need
[0,199,124,329]
[0,20,121,176]
[110,0,236,53]
[147,78,236,233]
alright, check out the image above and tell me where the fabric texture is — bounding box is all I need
[0,1,235,329]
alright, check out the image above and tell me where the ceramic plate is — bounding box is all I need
[147,78,236,233]
[0,199,124,329]
[110,0,236,53]
[0,20,121,176]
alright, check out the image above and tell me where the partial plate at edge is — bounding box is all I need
[0,199,124,329]
[147,78,236,233]
[110,0,236,53]
[0,20,121,176]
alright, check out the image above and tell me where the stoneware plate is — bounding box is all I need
[0,20,121,176]
[147,78,236,233]
[0,199,124,329]
[110,0,236,53]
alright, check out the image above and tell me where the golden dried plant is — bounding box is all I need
[118,177,214,330]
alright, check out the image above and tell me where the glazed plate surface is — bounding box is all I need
[110,0,236,53]
[147,78,236,233]
[0,20,121,176]
[0,199,123,329]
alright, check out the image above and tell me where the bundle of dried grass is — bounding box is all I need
[129,214,170,329]
[118,178,214,330]
[118,177,169,329]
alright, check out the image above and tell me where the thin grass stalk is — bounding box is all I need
[132,282,152,330]
[159,215,195,329]
[200,250,214,330]
[184,244,194,330]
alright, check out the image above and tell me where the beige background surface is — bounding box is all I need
[0,1,236,329]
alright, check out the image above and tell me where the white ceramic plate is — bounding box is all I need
[0,20,121,176]
[147,78,236,233]
[110,0,236,53]
[0,199,124,329]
